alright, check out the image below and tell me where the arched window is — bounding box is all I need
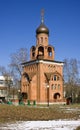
[58,84,60,90]
[32,46,35,51]
[23,73,30,82]
[48,47,52,56]
[31,46,36,58]
[54,75,57,81]
[38,46,44,56]
[51,84,56,90]
[53,75,60,81]
[32,52,35,57]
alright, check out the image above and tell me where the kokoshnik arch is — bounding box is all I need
[21,11,64,104]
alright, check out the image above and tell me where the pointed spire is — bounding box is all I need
[41,9,44,24]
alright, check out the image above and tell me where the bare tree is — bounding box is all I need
[9,48,28,88]
[63,58,80,103]
[0,66,7,75]
[64,58,79,84]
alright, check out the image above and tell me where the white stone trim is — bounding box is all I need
[37,60,64,66]
[23,60,64,66]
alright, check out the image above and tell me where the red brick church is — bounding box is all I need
[21,12,64,104]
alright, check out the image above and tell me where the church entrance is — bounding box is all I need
[54,93,60,100]
[22,92,28,100]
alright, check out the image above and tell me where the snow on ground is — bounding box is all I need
[0,120,80,130]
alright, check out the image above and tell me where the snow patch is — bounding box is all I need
[0,120,80,130]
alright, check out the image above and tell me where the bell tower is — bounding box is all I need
[21,10,64,104]
[30,10,55,61]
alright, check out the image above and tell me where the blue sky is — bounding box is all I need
[0,0,80,68]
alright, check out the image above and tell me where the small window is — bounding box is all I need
[53,75,60,81]
[31,46,35,58]
[32,52,35,57]
[54,75,57,81]
[41,37,43,43]
[51,84,56,90]
[58,84,60,90]
[0,80,5,86]
[32,46,35,51]
[55,84,57,89]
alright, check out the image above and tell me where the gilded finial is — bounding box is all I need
[41,9,44,23]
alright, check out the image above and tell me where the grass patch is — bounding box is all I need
[0,104,80,124]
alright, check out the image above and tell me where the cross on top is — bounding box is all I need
[41,9,44,23]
